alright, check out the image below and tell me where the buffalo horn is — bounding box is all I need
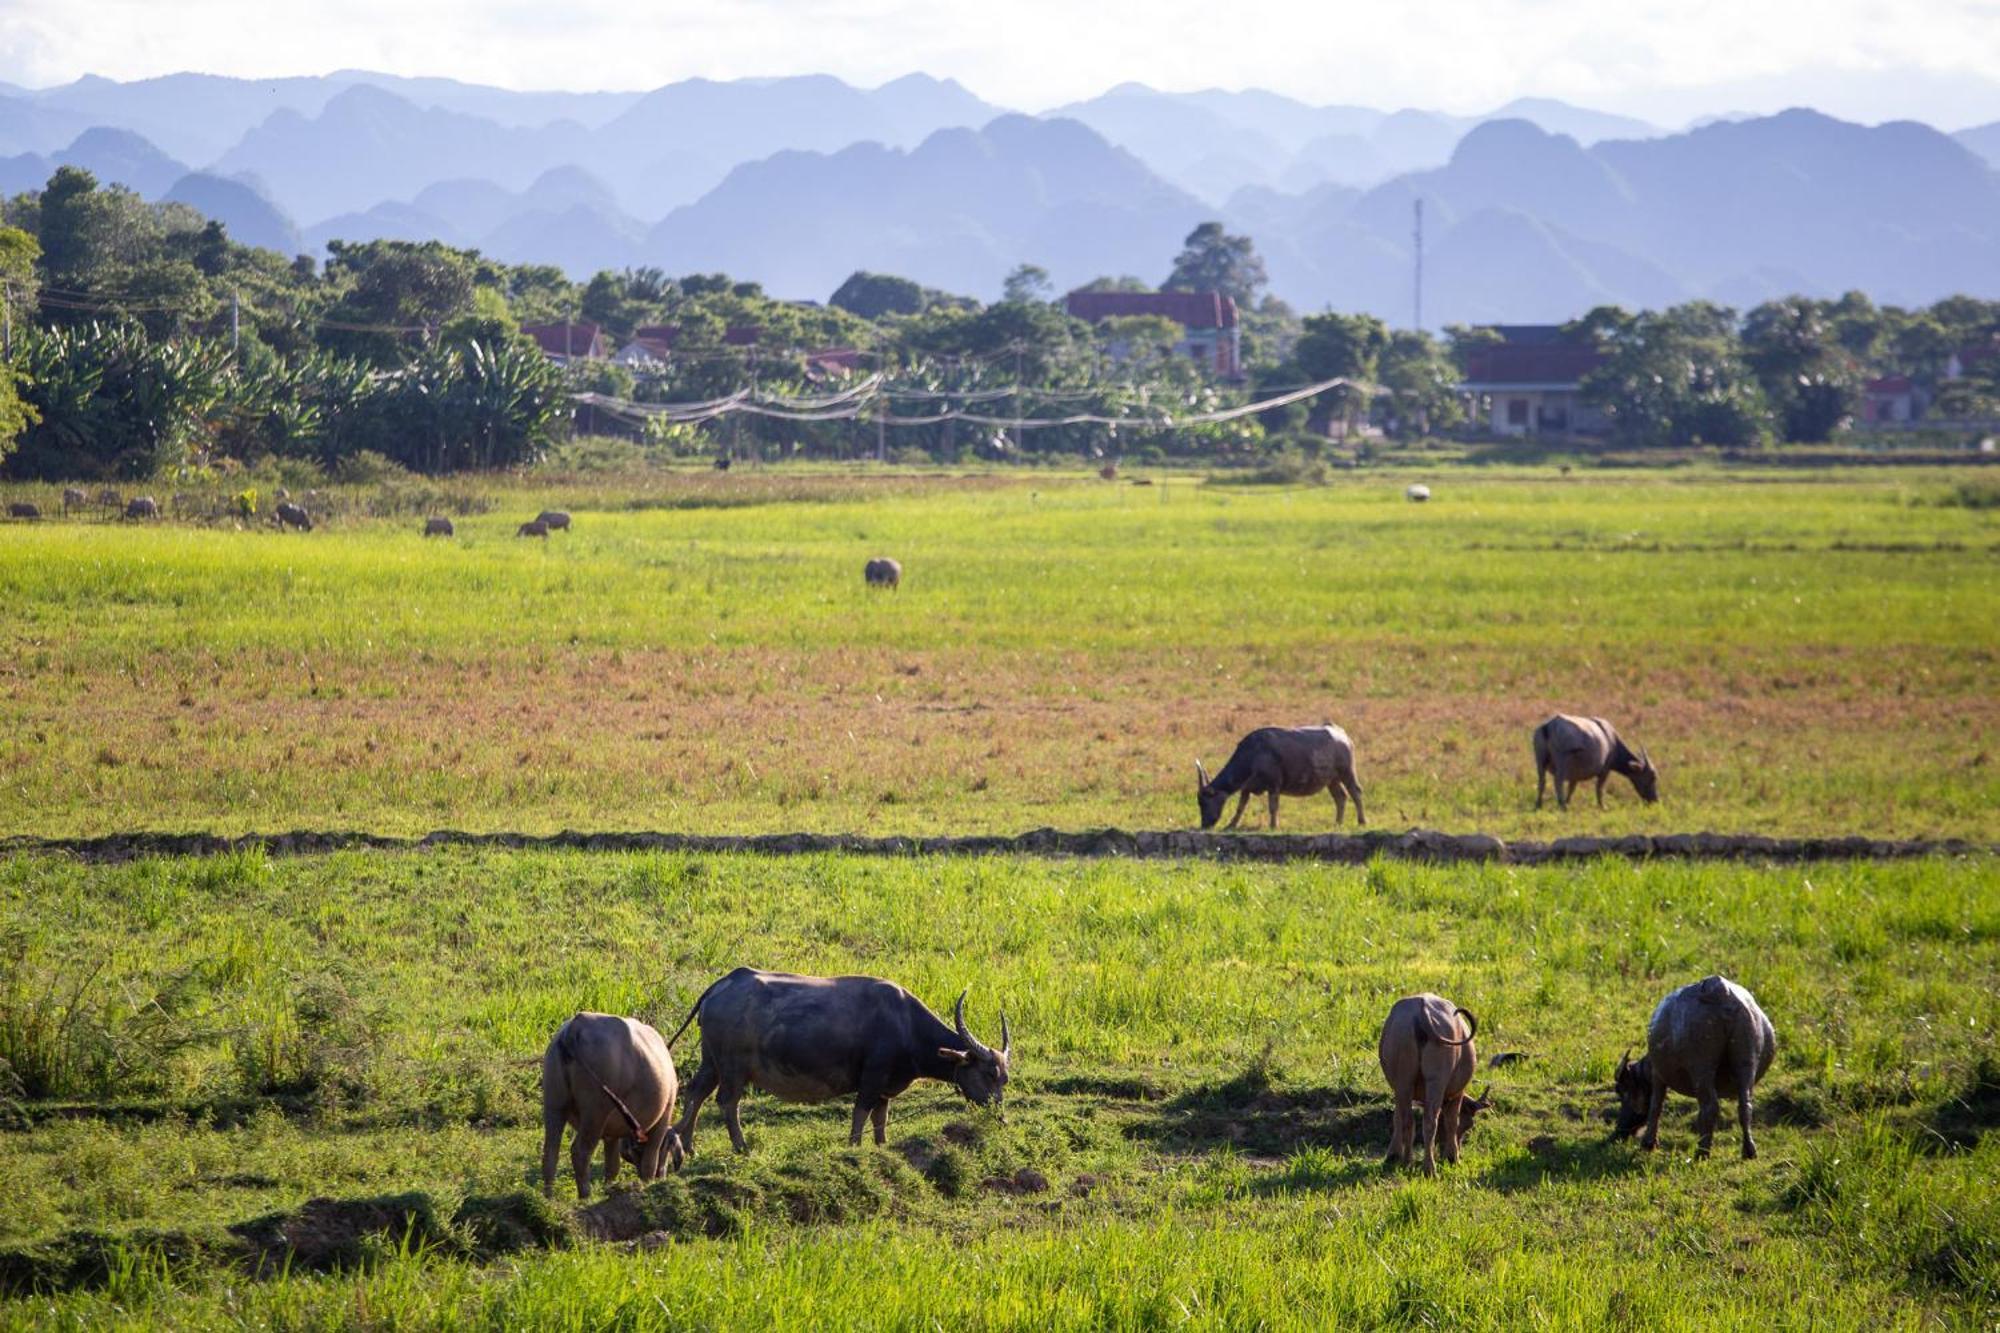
[955,989,989,1056]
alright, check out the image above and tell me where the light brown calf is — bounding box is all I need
[1377,993,1490,1176]
[540,1012,684,1199]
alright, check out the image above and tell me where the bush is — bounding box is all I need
[330,450,410,486]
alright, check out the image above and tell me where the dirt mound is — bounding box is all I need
[230,1192,449,1275]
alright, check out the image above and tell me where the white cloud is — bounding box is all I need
[3,0,1999,125]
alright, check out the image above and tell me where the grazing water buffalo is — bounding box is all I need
[7,502,39,520]
[534,510,571,531]
[1615,974,1775,1159]
[274,502,312,531]
[714,455,732,471]
[423,516,454,537]
[1196,724,1365,831]
[123,496,159,520]
[517,519,549,538]
[61,488,86,514]
[669,968,1010,1153]
[540,1012,683,1199]
[1379,994,1490,1175]
[1533,714,1657,810]
[864,556,902,590]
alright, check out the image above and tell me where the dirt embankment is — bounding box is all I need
[1,827,1989,865]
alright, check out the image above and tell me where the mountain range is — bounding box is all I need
[1,70,1997,326]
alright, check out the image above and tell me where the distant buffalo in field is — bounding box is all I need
[517,520,549,538]
[541,1012,683,1199]
[96,488,122,509]
[1379,994,1490,1175]
[534,510,571,531]
[275,502,312,531]
[61,488,85,514]
[670,968,1010,1153]
[423,516,454,538]
[1615,975,1775,1159]
[1533,714,1657,809]
[8,502,40,520]
[864,557,901,590]
[714,455,732,471]
[124,496,159,520]
[1100,463,1118,481]
[1196,724,1365,830]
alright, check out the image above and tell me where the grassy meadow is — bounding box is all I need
[0,465,1995,840]
[0,848,1995,1327]
[0,463,1996,1327]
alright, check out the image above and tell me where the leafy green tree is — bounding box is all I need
[1741,298,1859,442]
[1581,303,1771,447]
[1074,275,1153,294]
[1163,223,1267,305]
[1001,263,1053,305]
[6,322,232,479]
[1376,330,1461,436]
[320,240,478,364]
[831,270,928,319]
[1295,311,1389,432]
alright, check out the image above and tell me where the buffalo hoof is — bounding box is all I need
[1741,1142,1758,1160]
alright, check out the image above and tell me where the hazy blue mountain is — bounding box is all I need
[1048,86,1666,199]
[1954,120,2000,167]
[482,203,645,274]
[646,114,1207,300]
[20,72,355,163]
[325,71,641,129]
[305,201,471,253]
[1242,109,2000,321]
[0,92,93,155]
[164,172,303,254]
[215,85,585,223]
[0,127,190,199]
[61,127,189,197]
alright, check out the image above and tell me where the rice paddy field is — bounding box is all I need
[0,463,1996,1328]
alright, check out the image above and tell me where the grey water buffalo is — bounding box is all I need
[61,488,86,514]
[669,967,1010,1153]
[1196,724,1365,831]
[7,502,39,520]
[864,556,901,590]
[1379,994,1490,1175]
[517,519,549,538]
[534,510,571,531]
[540,1012,684,1199]
[1614,974,1776,1159]
[423,516,454,537]
[275,502,312,531]
[124,496,159,520]
[1533,714,1657,810]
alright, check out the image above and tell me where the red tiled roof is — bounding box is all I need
[1064,290,1239,330]
[519,322,606,358]
[633,324,681,347]
[1462,343,1605,386]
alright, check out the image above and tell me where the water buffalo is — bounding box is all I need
[1614,974,1776,1159]
[124,496,159,520]
[714,455,732,471]
[1196,724,1365,830]
[1378,994,1490,1176]
[534,510,571,531]
[7,502,39,520]
[275,502,312,531]
[541,1012,684,1199]
[517,520,549,538]
[864,556,901,590]
[669,967,1010,1153]
[1533,714,1657,809]
[423,516,454,537]
[61,488,85,514]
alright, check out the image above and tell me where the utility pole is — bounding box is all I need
[876,399,887,462]
[1412,199,1424,333]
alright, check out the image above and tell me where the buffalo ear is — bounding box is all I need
[1616,1048,1631,1081]
[938,1047,971,1066]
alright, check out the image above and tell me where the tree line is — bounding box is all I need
[1,166,1996,482]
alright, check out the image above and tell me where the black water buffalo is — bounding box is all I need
[669,967,1010,1152]
[1615,974,1776,1159]
[1196,724,1365,830]
[1533,714,1657,809]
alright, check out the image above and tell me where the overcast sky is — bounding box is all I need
[4,0,1999,127]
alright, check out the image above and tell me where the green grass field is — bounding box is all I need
[1,466,1994,840]
[0,465,1996,1327]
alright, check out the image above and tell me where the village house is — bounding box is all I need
[1062,289,1243,378]
[519,321,610,363]
[1455,325,1609,438]
[613,324,764,367]
[1861,374,1921,423]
